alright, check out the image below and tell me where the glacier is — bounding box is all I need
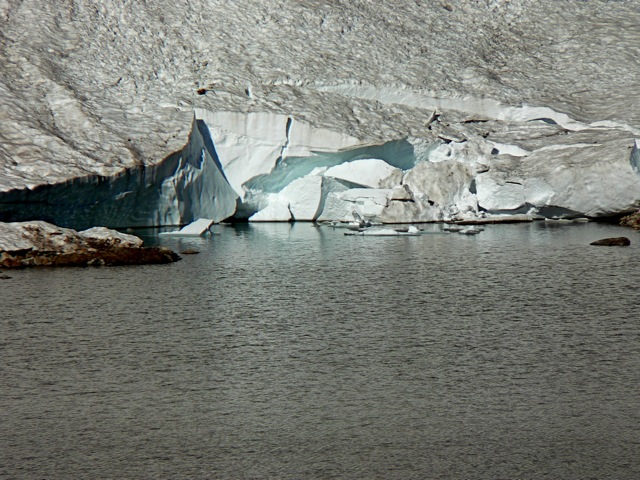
[1,0,639,228]
[1,105,638,227]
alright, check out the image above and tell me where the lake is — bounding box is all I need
[2,221,639,479]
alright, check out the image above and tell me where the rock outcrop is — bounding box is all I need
[620,211,640,230]
[0,221,180,268]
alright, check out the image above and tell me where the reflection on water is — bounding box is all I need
[2,222,639,479]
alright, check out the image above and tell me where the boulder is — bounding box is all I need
[590,237,631,246]
[0,221,181,268]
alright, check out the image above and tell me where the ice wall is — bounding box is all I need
[1,110,638,229]
[0,117,238,229]
[194,110,423,221]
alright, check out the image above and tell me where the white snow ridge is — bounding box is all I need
[0,1,639,227]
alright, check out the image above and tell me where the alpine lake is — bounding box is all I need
[2,220,639,479]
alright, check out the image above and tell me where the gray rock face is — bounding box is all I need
[1,1,639,227]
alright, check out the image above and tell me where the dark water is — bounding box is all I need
[2,221,639,479]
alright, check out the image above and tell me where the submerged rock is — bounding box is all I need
[590,237,631,246]
[0,221,180,268]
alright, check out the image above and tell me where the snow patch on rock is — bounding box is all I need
[0,221,142,253]
[79,227,144,248]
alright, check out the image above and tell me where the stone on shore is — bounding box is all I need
[620,211,640,229]
[0,221,180,268]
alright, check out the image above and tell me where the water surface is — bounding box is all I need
[2,221,639,479]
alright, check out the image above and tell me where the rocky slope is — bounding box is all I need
[1,0,639,227]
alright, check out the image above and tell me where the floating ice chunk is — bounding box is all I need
[177,218,215,235]
[345,225,421,236]
[544,217,573,224]
[159,218,214,236]
[324,159,402,188]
